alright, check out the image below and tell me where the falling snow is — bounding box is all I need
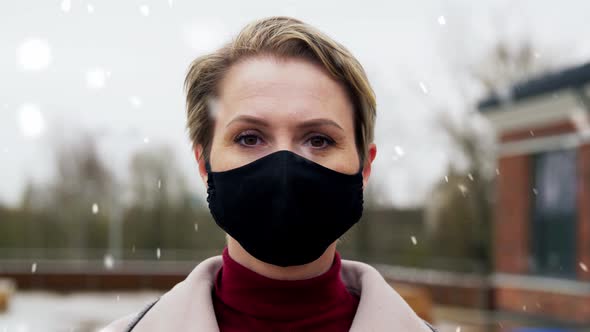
[61,0,71,13]
[455,327,461,332]
[194,223,199,232]
[580,262,588,272]
[444,176,449,182]
[157,179,162,189]
[156,248,161,259]
[532,188,538,195]
[468,173,474,181]
[92,203,99,214]
[437,15,446,25]
[103,254,114,270]
[31,262,37,273]
[411,236,417,245]
[87,4,94,13]
[17,39,52,71]
[86,68,107,89]
[458,184,468,196]
[18,103,45,138]
[207,98,221,119]
[140,5,150,17]
[143,137,150,144]
[129,96,142,108]
[392,145,405,161]
[419,81,429,94]
[168,0,173,7]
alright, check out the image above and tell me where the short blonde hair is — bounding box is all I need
[184,16,376,164]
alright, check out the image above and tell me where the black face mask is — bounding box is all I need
[205,150,364,267]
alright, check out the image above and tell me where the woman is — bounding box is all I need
[103,16,436,332]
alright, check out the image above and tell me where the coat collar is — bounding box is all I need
[103,256,432,332]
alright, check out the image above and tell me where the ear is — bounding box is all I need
[362,143,377,190]
[193,144,208,188]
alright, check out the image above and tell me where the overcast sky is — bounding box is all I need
[1,0,590,208]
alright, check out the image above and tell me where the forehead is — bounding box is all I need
[217,56,354,123]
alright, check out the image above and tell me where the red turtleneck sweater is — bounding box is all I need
[212,248,359,332]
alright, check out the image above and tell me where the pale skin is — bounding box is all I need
[194,55,377,281]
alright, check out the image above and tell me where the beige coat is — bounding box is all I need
[101,255,434,332]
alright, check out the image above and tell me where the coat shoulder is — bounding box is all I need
[100,298,160,332]
[424,320,438,331]
[99,312,137,332]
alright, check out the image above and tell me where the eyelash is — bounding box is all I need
[233,131,336,149]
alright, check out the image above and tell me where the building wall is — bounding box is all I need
[493,119,590,323]
[500,121,577,143]
[496,287,590,324]
[495,155,531,274]
[578,143,590,281]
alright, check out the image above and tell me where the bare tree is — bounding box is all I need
[427,37,553,268]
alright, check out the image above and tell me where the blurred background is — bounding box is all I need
[1,0,590,331]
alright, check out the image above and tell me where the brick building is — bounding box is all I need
[478,62,590,324]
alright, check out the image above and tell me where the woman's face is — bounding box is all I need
[197,56,376,188]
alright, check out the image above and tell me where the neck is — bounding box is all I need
[226,236,337,280]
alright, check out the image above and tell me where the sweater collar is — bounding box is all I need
[213,247,353,321]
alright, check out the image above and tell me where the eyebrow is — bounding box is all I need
[226,115,344,131]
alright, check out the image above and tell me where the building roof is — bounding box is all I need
[478,62,590,111]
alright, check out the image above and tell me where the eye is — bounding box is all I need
[306,135,335,149]
[234,132,264,147]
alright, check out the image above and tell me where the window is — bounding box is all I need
[531,149,577,277]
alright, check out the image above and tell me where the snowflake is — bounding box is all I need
[140,5,150,17]
[61,0,71,13]
[104,254,114,270]
[17,39,52,71]
[18,103,45,138]
[86,68,107,89]
[129,96,142,108]
[419,81,429,94]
